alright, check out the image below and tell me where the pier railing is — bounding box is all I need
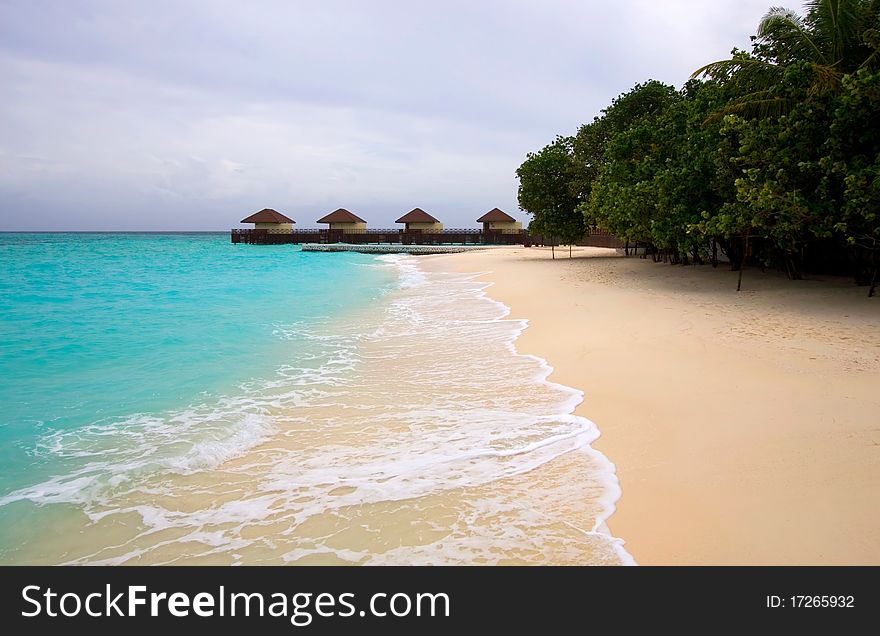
[231,228,624,248]
[231,228,529,246]
[576,228,627,249]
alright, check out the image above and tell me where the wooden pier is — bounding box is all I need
[230,227,625,249]
[302,244,490,255]
[230,228,531,246]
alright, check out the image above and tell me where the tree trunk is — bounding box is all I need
[728,237,744,272]
[869,256,878,298]
[712,238,718,268]
[569,244,572,259]
[737,235,749,292]
[786,253,803,281]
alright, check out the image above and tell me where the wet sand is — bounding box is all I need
[426,246,880,565]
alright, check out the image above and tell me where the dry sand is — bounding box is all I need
[424,246,880,565]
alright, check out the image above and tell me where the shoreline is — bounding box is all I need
[423,246,880,565]
[450,258,635,566]
[2,246,635,565]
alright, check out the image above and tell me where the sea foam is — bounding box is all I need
[1,243,633,565]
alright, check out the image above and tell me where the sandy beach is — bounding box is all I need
[424,246,880,565]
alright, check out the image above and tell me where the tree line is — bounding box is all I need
[516,0,880,294]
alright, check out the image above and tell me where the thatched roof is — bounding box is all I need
[240,208,295,224]
[476,208,516,223]
[317,208,367,224]
[396,208,440,224]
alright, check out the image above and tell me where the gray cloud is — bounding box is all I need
[0,0,772,230]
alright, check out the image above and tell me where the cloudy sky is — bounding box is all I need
[0,0,775,230]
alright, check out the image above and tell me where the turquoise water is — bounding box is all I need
[0,233,629,565]
[0,233,394,549]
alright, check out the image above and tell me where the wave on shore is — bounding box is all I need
[1,252,632,565]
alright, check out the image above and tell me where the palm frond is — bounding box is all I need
[808,62,844,94]
[759,5,828,64]
[704,90,792,123]
[691,57,781,81]
[758,6,807,37]
[859,47,880,70]
[859,28,880,70]
[804,0,864,66]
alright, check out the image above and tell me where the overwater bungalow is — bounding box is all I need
[240,208,295,231]
[317,208,367,233]
[395,208,443,233]
[232,206,532,246]
[476,208,522,234]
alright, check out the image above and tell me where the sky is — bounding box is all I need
[0,0,776,230]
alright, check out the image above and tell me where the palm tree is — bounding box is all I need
[692,0,880,115]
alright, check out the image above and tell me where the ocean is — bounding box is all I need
[0,233,630,564]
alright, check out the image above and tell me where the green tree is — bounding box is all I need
[585,81,684,254]
[652,81,737,263]
[572,80,679,210]
[693,0,880,116]
[691,63,840,279]
[823,68,880,293]
[516,137,585,258]
[517,2,880,290]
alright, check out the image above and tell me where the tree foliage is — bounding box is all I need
[693,0,880,116]
[515,0,880,290]
[516,136,586,254]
